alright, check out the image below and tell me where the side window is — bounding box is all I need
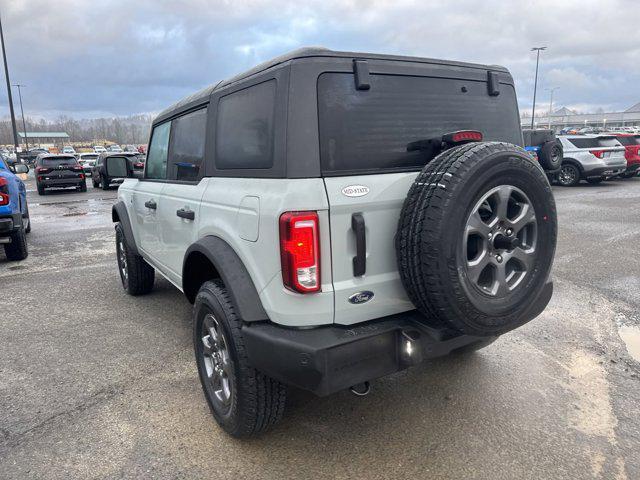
[146,121,171,179]
[216,80,276,170]
[167,107,207,181]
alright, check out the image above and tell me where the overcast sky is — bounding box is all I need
[1,0,638,120]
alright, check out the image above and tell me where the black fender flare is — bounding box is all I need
[183,236,268,322]
[112,201,139,255]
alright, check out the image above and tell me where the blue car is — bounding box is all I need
[0,155,30,260]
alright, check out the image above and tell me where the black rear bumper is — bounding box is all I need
[243,281,553,396]
[0,213,22,235]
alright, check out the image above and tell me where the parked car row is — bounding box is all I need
[560,126,640,135]
[555,133,640,186]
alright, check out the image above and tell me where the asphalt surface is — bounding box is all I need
[1,175,640,479]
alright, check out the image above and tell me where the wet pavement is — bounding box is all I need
[1,175,639,479]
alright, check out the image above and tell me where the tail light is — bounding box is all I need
[35,166,51,174]
[279,211,320,293]
[0,177,9,206]
[590,150,606,159]
[72,165,84,172]
[443,130,483,144]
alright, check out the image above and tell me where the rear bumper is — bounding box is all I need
[582,166,626,178]
[0,213,22,236]
[243,280,553,396]
[38,177,85,188]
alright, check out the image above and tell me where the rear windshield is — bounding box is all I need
[317,73,522,175]
[568,137,622,148]
[40,156,78,166]
[616,135,640,146]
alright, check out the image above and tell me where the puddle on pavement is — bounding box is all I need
[618,325,640,362]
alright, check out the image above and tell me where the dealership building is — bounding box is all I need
[521,102,640,131]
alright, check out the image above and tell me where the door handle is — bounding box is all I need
[352,213,366,277]
[144,200,157,210]
[177,208,195,220]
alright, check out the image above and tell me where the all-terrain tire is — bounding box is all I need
[4,222,28,261]
[538,140,563,171]
[115,223,154,295]
[396,142,557,336]
[194,280,287,437]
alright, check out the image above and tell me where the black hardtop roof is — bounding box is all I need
[154,47,509,125]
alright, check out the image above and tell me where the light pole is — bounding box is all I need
[0,13,19,157]
[530,46,547,130]
[12,83,27,152]
[546,87,559,129]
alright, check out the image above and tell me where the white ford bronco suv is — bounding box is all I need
[111,48,557,437]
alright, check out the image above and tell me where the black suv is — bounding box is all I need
[35,154,87,195]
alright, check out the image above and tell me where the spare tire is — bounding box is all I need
[396,142,557,336]
[538,140,563,171]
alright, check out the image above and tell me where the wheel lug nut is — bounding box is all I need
[488,232,493,239]
[496,255,503,263]
[506,228,513,236]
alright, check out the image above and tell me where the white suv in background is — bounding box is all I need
[109,48,557,437]
[556,135,627,186]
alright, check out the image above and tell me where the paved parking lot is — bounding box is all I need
[1,176,640,479]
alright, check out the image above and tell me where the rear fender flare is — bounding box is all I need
[183,236,268,322]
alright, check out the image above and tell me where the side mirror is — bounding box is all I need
[13,163,29,174]
[104,156,134,178]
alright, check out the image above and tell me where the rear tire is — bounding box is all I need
[101,176,109,190]
[23,203,31,234]
[79,182,87,192]
[194,280,286,437]
[115,223,154,295]
[4,222,28,261]
[396,142,557,336]
[557,163,580,186]
[92,176,99,188]
[37,184,45,195]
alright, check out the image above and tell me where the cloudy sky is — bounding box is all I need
[1,0,639,119]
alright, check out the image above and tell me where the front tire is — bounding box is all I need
[194,280,286,437]
[115,223,154,295]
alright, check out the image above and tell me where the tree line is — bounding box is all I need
[0,114,153,146]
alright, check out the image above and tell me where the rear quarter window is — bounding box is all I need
[317,73,522,175]
[215,80,276,170]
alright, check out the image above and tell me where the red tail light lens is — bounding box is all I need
[443,130,483,144]
[0,177,9,206]
[590,150,605,159]
[35,166,51,174]
[279,211,320,293]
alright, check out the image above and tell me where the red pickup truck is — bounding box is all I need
[615,134,640,178]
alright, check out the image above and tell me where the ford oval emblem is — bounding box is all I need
[341,185,370,198]
[348,291,374,304]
